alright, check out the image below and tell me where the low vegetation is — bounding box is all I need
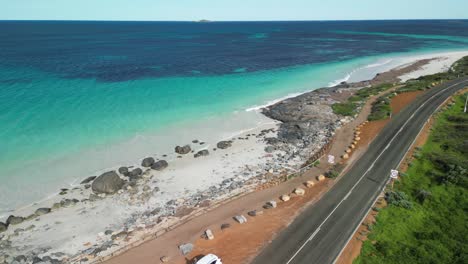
[332,56,468,120]
[331,102,358,116]
[367,96,391,121]
[325,163,345,179]
[331,83,396,117]
[354,92,468,264]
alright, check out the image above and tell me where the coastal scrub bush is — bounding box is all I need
[326,163,345,178]
[415,189,431,204]
[331,102,358,116]
[385,191,413,209]
[368,96,391,121]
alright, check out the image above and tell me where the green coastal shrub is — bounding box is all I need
[331,102,358,116]
[385,191,413,209]
[368,96,391,121]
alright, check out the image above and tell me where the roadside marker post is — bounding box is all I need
[390,169,399,190]
[464,93,467,113]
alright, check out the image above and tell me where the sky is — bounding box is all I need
[1,0,467,21]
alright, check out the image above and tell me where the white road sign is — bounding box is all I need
[390,169,399,179]
[328,155,335,164]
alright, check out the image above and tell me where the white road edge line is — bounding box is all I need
[331,80,468,264]
[285,80,468,264]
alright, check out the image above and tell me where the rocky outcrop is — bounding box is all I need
[194,149,209,158]
[151,160,168,171]
[262,87,341,161]
[175,145,191,154]
[91,171,125,194]
[6,215,24,225]
[216,140,232,149]
[80,176,96,184]
[141,157,155,167]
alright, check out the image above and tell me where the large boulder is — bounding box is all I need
[175,145,191,154]
[141,157,155,167]
[151,160,168,171]
[216,141,232,149]
[194,149,209,158]
[0,222,7,233]
[91,171,125,194]
[6,215,24,225]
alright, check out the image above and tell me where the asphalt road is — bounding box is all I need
[252,78,468,264]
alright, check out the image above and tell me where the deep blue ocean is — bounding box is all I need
[1,20,468,212]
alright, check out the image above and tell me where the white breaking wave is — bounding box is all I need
[328,72,352,87]
[245,92,306,112]
[246,58,396,113]
[327,58,394,87]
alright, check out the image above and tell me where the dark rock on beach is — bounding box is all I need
[175,145,191,154]
[0,222,7,233]
[32,256,43,264]
[141,157,155,167]
[14,255,27,262]
[128,168,143,180]
[194,149,209,158]
[118,166,129,176]
[151,160,168,171]
[61,198,79,207]
[264,146,276,153]
[6,215,24,225]
[91,171,125,194]
[216,140,232,149]
[80,176,97,184]
[35,208,51,216]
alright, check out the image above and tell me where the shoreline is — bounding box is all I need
[1,50,468,264]
[2,49,466,217]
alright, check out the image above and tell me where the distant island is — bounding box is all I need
[197,19,211,23]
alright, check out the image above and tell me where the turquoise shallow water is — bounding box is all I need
[2,20,468,213]
[0,48,461,213]
[0,56,369,170]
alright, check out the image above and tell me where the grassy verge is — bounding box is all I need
[353,92,468,264]
[331,83,395,117]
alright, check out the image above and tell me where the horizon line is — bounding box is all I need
[1,18,467,23]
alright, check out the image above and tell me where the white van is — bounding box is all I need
[195,254,223,264]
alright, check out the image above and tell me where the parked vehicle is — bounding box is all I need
[195,254,222,264]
